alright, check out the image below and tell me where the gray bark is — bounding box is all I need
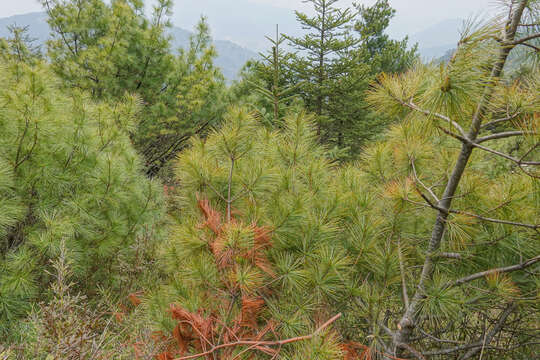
[393,0,529,353]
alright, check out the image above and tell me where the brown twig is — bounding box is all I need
[174,313,342,360]
[509,32,540,45]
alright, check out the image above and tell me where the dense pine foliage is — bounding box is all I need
[1,0,539,359]
[0,59,164,336]
[40,0,226,176]
[152,110,357,359]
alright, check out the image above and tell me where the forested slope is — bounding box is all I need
[0,1,538,359]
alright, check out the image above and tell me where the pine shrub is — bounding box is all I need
[150,108,362,359]
[0,59,165,335]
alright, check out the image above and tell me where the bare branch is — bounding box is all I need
[415,188,540,230]
[450,256,540,288]
[400,100,468,139]
[174,314,342,360]
[436,126,470,144]
[437,252,463,260]
[410,157,439,203]
[510,32,540,45]
[397,237,410,309]
[453,209,539,230]
[205,182,227,203]
[476,131,535,143]
[521,42,540,52]
[519,143,539,162]
[438,127,539,167]
[418,328,464,344]
[471,142,540,166]
[481,113,521,129]
[423,304,517,357]
[459,303,517,360]
[398,343,426,360]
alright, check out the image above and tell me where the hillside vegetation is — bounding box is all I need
[0,0,539,359]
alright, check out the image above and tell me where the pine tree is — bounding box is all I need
[150,108,360,359]
[285,0,358,137]
[40,0,226,176]
[340,1,540,358]
[0,25,42,64]
[238,25,304,126]
[0,56,165,336]
[138,16,226,177]
[41,0,175,100]
[354,0,417,75]
[247,0,418,158]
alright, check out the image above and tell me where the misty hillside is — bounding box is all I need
[409,18,463,59]
[0,12,256,80]
[169,0,300,51]
[0,10,468,70]
[2,1,539,359]
[170,0,465,59]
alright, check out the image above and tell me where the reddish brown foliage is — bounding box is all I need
[114,312,125,323]
[136,198,386,360]
[153,199,368,359]
[240,296,265,329]
[197,198,222,234]
[249,225,275,277]
[133,342,145,360]
[128,291,143,307]
[197,197,275,281]
[156,352,174,360]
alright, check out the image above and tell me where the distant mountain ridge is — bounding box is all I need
[0,12,257,80]
[169,0,300,52]
[1,11,468,74]
[169,0,466,61]
[409,18,463,60]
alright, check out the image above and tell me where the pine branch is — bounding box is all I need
[14,119,38,171]
[436,126,540,167]
[145,120,212,176]
[520,42,540,52]
[173,314,342,360]
[399,100,468,139]
[415,188,540,230]
[509,32,540,45]
[42,0,78,57]
[476,131,535,143]
[226,157,235,223]
[450,256,540,288]
[481,113,521,129]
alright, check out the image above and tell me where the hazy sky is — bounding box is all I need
[252,0,494,36]
[1,0,495,37]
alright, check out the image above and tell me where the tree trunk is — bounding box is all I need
[316,0,327,136]
[393,0,528,353]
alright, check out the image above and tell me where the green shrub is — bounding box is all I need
[0,60,165,335]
